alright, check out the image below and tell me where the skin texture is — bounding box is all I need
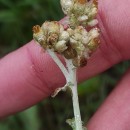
[0,0,130,129]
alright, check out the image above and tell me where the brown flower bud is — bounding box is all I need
[72,56,87,67]
[93,0,98,8]
[87,37,100,51]
[77,0,86,5]
[39,40,47,49]
[63,44,77,59]
[80,56,87,67]
[33,25,47,48]
[32,25,41,34]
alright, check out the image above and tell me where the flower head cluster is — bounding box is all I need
[60,0,98,28]
[33,21,68,52]
[33,21,99,67]
[33,0,100,67]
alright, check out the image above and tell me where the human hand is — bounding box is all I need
[0,0,130,129]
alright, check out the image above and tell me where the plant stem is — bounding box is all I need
[66,60,83,130]
[47,49,69,82]
[72,69,83,130]
[48,50,83,130]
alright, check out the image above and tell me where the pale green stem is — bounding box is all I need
[47,49,70,82]
[48,50,83,130]
[72,69,83,130]
[66,59,83,130]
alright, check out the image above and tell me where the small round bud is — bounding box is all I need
[67,28,74,36]
[87,19,98,27]
[60,0,74,14]
[73,33,82,41]
[78,15,88,22]
[74,26,84,34]
[55,40,68,53]
[59,31,70,41]
[42,21,60,35]
[41,21,49,35]
[75,43,85,55]
[88,28,100,39]
[81,36,89,45]
[88,6,98,18]
[70,38,78,47]
[47,33,59,46]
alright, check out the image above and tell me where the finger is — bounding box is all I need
[61,0,130,61]
[87,69,130,130]
[0,44,53,118]
[61,0,130,82]
[97,0,130,60]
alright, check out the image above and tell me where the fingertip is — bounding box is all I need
[87,69,130,130]
[98,0,130,60]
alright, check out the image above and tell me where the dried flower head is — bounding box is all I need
[33,21,69,52]
[33,0,100,67]
[33,25,47,48]
[33,23,99,67]
[60,0,98,28]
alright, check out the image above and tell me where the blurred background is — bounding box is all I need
[0,0,129,130]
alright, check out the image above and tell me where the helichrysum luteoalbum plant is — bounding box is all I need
[32,0,100,130]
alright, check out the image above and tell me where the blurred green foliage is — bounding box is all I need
[0,0,130,130]
[0,0,64,57]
